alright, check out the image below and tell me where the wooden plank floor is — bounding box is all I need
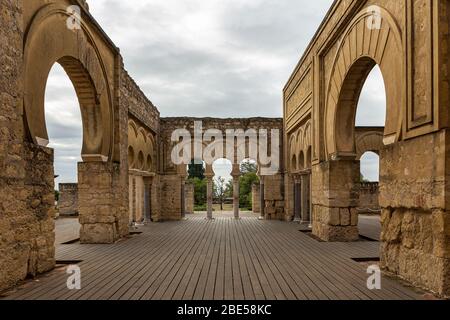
[1,214,423,300]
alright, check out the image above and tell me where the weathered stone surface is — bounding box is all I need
[80,223,117,244]
[1,0,450,299]
[58,183,78,216]
[78,162,128,244]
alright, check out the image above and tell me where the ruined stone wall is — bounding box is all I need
[159,117,284,220]
[379,131,450,297]
[251,183,260,213]
[160,117,284,173]
[120,67,160,223]
[58,183,78,216]
[0,0,55,291]
[122,70,160,134]
[263,175,284,220]
[358,182,380,213]
[160,175,183,220]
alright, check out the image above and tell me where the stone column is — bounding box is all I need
[293,175,301,222]
[79,161,129,244]
[232,175,240,219]
[131,175,137,224]
[259,176,265,220]
[181,178,186,219]
[232,164,241,219]
[301,173,311,224]
[311,159,360,242]
[143,176,153,224]
[206,175,214,220]
[309,172,313,227]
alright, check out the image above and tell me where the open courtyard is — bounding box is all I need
[1,0,450,304]
[1,215,423,300]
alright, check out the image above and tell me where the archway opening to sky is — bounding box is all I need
[45,63,83,244]
[355,65,386,183]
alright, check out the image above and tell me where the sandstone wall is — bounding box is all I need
[379,131,450,297]
[122,70,160,134]
[358,182,380,213]
[120,67,160,223]
[311,160,360,241]
[78,162,129,244]
[263,175,284,220]
[0,0,55,292]
[58,183,78,216]
[160,175,183,221]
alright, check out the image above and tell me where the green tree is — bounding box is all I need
[240,160,257,174]
[239,172,259,210]
[214,177,228,211]
[190,177,207,206]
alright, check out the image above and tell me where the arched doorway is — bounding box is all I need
[22,4,125,245]
[45,63,83,245]
[187,159,208,215]
[287,121,312,225]
[212,158,233,214]
[239,159,260,216]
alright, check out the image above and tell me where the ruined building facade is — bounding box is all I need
[1,0,449,298]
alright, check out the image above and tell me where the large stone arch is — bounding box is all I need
[325,7,403,159]
[23,4,113,162]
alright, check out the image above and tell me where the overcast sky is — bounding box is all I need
[46,0,385,185]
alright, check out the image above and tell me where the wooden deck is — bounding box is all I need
[1,214,422,300]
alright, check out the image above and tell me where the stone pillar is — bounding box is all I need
[131,175,137,224]
[309,173,313,227]
[293,176,301,222]
[232,164,240,219]
[143,176,153,223]
[78,161,129,244]
[232,175,240,219]
[301,172,312,224]
[259,177,265,220]
[311,159,360,242]
[181,178,186,219]
[206,175,214,220]
[251,183,260,214]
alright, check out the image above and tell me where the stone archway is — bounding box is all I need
[128,119,157,224]
[23,3,113,161]
[325,7,403,159]
[284,1,450,296]
[21,3,130,246]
